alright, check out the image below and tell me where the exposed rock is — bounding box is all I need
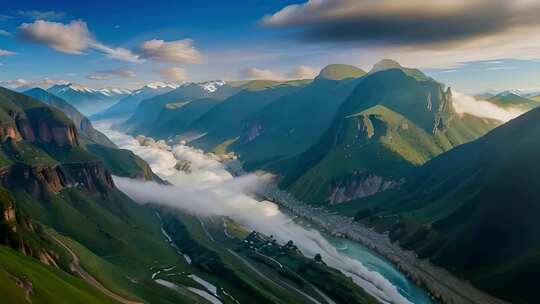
[328,174,402,204]
[0,162,115,200]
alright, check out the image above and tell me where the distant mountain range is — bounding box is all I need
[47,83,132,116]
[113,60,501,205]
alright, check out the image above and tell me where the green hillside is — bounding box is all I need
[24,88,116,148]
[146,98,223,138]
[282,68,500,204]
[339,106,540,304]
[231,65,366,167]
[189,83,306,150]
[317,64,366,80]
[0,245,117,304]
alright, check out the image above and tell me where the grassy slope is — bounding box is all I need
[148,98,222,138]
[284,69,499,204]
[190,84,305,150]
[343,107,540,304]
[232,77,363,167]
[0,245,118,304]
[87,144,154,180]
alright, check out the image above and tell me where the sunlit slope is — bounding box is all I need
[343,106,540,304]
[283,68,500,204]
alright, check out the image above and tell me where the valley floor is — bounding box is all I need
[263,186,511,304]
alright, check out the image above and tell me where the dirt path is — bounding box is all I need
[48,233,143,304]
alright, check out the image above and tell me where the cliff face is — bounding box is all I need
[0,162,114,200]
[1,115,79,147]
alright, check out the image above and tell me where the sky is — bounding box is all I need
[1,0,540,93]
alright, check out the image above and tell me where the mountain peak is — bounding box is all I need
[370,59,403,73]
[316,64,366,81]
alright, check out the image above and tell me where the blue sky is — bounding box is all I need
[1,0,540,93]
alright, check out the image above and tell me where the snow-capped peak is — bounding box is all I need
[199,80,226,92]
[49,83,131,97]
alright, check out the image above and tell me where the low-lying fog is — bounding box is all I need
[96,122,411,304]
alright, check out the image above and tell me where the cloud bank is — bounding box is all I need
[19,20,90,54]
[453,91,525,122]
[17,19,204,66]
[138,39,202,64]
[95,122,413,304]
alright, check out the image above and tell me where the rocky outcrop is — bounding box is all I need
[432,87,454,133]
[328,174,402,204]
[0,161,115,200]
[1,115,79,147]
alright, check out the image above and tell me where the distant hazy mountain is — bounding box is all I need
[120,81,241,134]
[47,83,131,116]
[279,63,500,204]
[23,88,116,147]
[486,91,539,110]
[343,105,540,304]
[91,82,178,120]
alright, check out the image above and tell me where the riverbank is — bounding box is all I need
[263,186,510,304]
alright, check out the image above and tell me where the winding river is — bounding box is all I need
[96,122,434,304]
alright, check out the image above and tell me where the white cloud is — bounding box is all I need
[0,78,68,89]
[138,39,202,64]
[0,30,11,36]
[242,67,284,80]
[86,74,109,80]
[94,122,413,304]
[0,49,16,56]
[156,67,188,82]
[87,69,137,80]
[19,20,90,54]
[286,65,319,79]
[90,42,141,63]
[17,10,65,20]
[453,91,525,122]
[18,19,141,63]
[0,78,29,88]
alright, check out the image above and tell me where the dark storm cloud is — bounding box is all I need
[262,0,540,47]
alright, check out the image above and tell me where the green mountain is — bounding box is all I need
[0,87,192,303]
[487,91,539,110]
[369,59,430,81]
[0,86,380,304]
[121,81,240,135]
[281,68,500,204]
[23,88,116,148]
[144,97,223,139]
[338,105,540,304]
[229,64,366,167]
[316,64,366,81]
[187,81,308,150]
